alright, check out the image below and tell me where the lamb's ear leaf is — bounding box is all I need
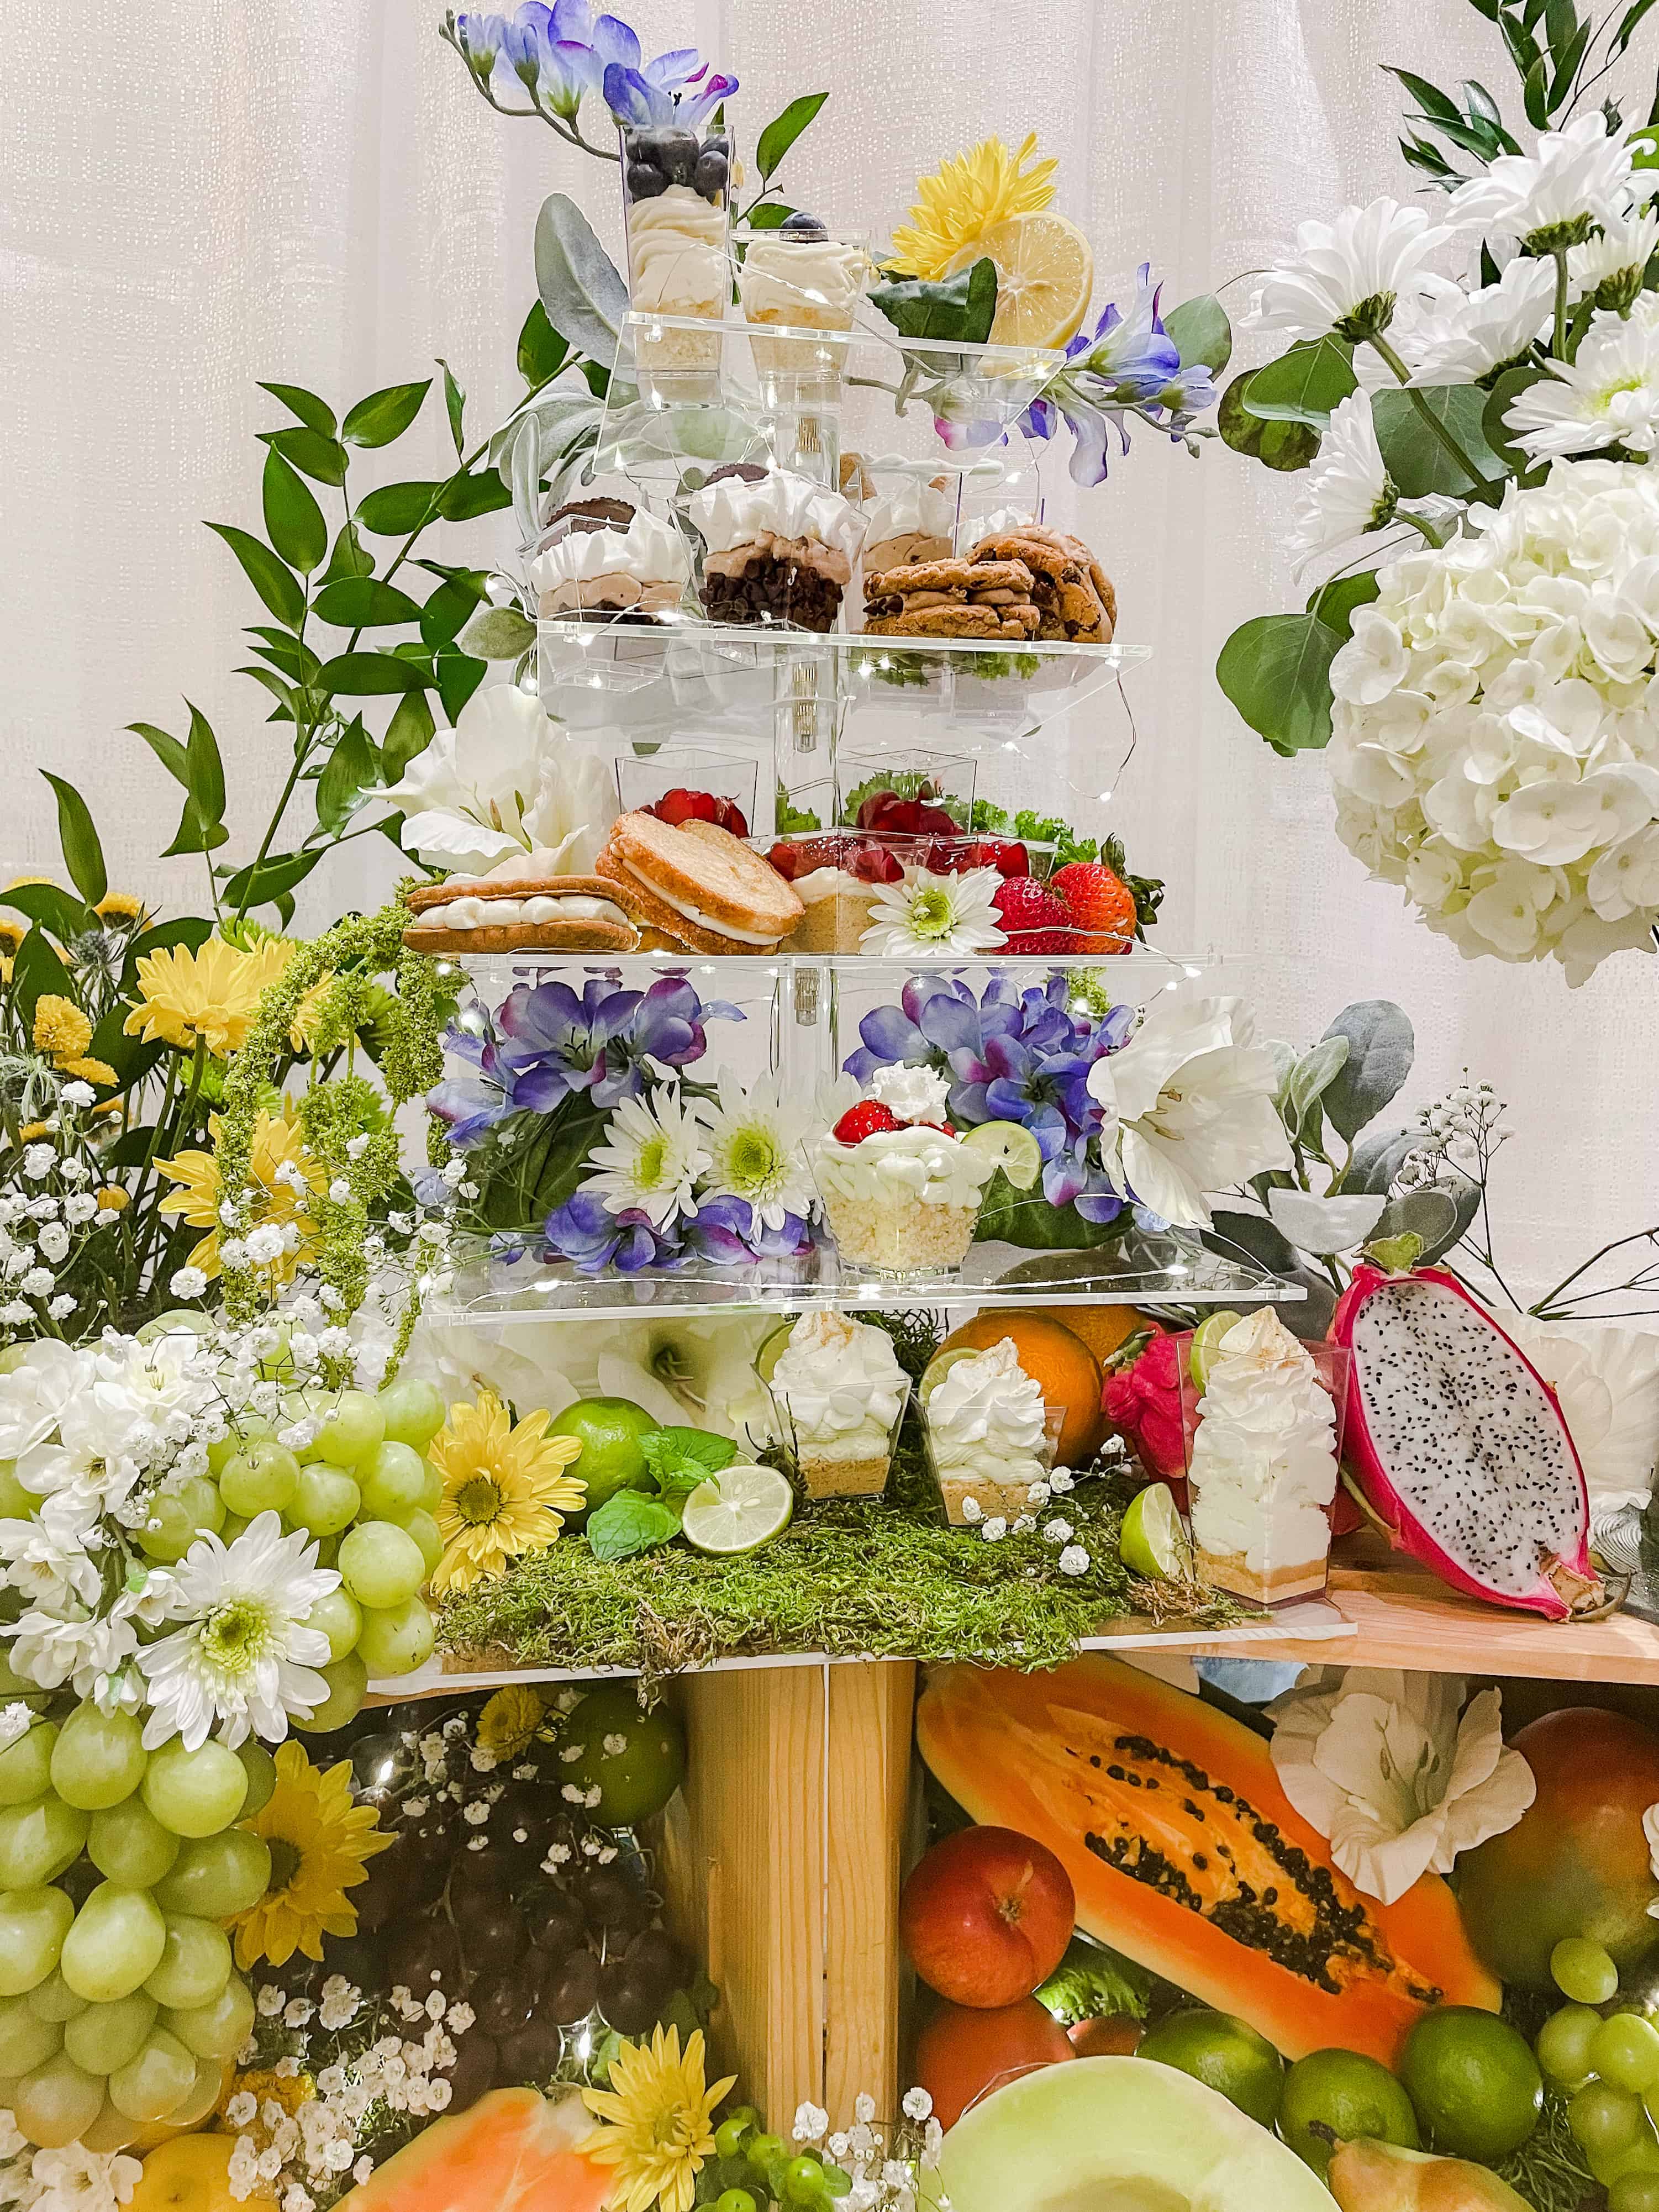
[1319,1000,1415,1140]
[1349,1125,1417,1194]
[1286,1035,1350,1137]
[1367,1188,1460,1258]
[534,193,629,371]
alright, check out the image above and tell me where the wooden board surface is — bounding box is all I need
[824,1661,915,2125]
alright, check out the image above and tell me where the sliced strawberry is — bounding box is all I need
[1049,860,1136,953]
[647,789,749,838]
[993,876,1072,953]
[846,839,905,884]
[833,1101,902,1144]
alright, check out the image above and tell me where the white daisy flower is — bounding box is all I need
[1287,394,1397,572]
[1571,206,1659,304]
[692,1068,816,1229]
[581,1084,709,1230]
[1449,110,1639,252]
[859,864,1005,956]
[1505,307,1659,459]
[1409,254,1555,385]
[136,1510,338,1750]
[1245,197,1452,344]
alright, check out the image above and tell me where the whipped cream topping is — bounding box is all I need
[927,1337,1052,1490]
[813,1122,992,1211]
[863,476,956,551]
[739,236,868,324]
[1188,1309,1339,1575]
[626,186,728,314]
[529,509,691,594]
[417,894,629,930]
[968,505,1044,540]
[618,860,783,947]
[689,470,867,563]
[868,1062,952,1125]
[771,1310,907,1460]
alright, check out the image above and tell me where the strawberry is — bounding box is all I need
[845,838,905,884]
[856,792,959,838]
[993,876,1072,952]
[1049,861,1136,953]
[833,1101,902,1144]
[923,837,1030,879]
[648,789,749,837]
[767,835,839,882]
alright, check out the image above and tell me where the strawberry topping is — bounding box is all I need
[1049,860,1136,952]
[646,788,750,838]
[832,1101,903,1144]
[992,876,1073,953]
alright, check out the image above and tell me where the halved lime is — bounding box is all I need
[1188,1309,1242,1389]
[1119,1483,1193,1579]
[753,1321,794,1386]
[960,1119,1042,1191]
[680,1465,795,1556]
[919,1346,980,1407]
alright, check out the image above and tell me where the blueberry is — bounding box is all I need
[780,210,827,240]
[657,128,699,186]
[626,160,667,201]
[693,150,728,200]
[702,133,730,157]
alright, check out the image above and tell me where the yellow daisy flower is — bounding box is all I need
[428,1392,586,1596]
[214,2066,313,2144]
[5,876,56,891]
[93,891,148,924]
[15,1122,51,1145]
[0,922,25,957]
[32,995,92,1063]
[582,2025,734,2212]
[124,936,264,1057]
[94,1186,129,1213]
[887,131,1058,282]
[241,936,336,1054]
[157,1109,326,1282]
[229,1741,393,1969]
[58,1056,118,1088]
[477,1684,550,1763]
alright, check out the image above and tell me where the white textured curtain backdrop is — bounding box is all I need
[3,0,1652,1296]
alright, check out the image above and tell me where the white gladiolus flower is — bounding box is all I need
[1409,255,1555,384]
[1505,304,1659,459]
[1246,198,1452,344]
[1508,1317,1659,1508]
[1448,110,1639,249]
[1287,394,1396,571]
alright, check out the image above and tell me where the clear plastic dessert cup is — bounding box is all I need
[735,224,870,383]
[1176,1326,1352,1606]
[766,829,1056,954]
[810,1124,999,1278]
[615,750,759,836]
[767,1374,911,1502]
[924,1401,1066,1528]
[619,118,733,390]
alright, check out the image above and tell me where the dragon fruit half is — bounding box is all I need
[1331,1264,1603,1620]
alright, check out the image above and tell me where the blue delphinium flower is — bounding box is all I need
[603,59,738,130]
[443,4,733,141]
[1022,265,1218,485]
[487,974,740,1114]
[427,1028,515,1148]
[543,1187,681,1273]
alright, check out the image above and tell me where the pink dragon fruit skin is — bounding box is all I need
[1331,1263,1602,1620]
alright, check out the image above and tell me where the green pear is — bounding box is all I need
[1326,2136,1532,2211]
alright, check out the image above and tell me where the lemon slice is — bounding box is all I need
[1119,1484,1193,1579]
[949,211,1094,347]
[1188,1310,1243,1390]
[960,1119,1042,1191]
[680,1465,794,1556]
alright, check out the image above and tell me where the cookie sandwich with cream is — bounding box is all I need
[596,810,804,954]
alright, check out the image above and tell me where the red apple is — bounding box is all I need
[899,1825,1075,2008]
[914,1996,1074,2130]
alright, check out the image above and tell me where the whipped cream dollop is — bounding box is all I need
[868,1061,952,1125]
[927,1338,1051,1489]
[863,475,957,551]
[770,1310,907,1458]
[968,505,1044,541]
[1188,1309,1339,1574]
[689,470,868,563]
[417,893,629,930]
[814,1122,992,1211]
[626,186,728,314]
[529,509,691,594]
[739,236,868,324]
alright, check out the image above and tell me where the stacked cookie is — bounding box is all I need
[967,525,1116,642]
[861,556,1043,641]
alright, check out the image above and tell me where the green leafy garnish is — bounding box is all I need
[585,1490,684,1562]
[1035,1937,1154,2025]
[775,785,821,836]
[870,257,998,344]
[642,1426,738,1498]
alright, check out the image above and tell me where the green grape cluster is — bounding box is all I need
[207,1374,450,1716]
[707,2108,855,2207]
[0,1708,273,2149]
[1538,1937,1659,2206]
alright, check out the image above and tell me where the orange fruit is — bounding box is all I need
[1041,1305,1158,1373]
[938,1314,1105,1465]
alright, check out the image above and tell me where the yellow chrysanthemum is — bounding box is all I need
[6,876,55,892]
[229,1741,393,1969]
[582,2025,734,2212]
[477,1684,550,1762]
[59,1057,118,1088]
[428,1391,586,1595]
[215,2066,313,2145]
[94,891,148,923]
[32,995,92,1063]
[0,922,25,957]
[886,131,1057,282]
[124,935,264,1057]
[94,1186,129,1213]
[157,1109,326,1282]
[16,1122,50,1145]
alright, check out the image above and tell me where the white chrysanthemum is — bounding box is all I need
[1504,306,1659,459]
[1409,255,1555,384]
[1570,206,1659,300]
[1448,110,1638,249]
[859,863,1005,956]
[691,1068,815,1230]
[581,1084,709,1230]
[1287,394,1396,571]
[136,1511,337,1750]
[1245,197,1452,343]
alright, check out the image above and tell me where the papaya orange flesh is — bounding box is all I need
[333,2085,610,2211]
[916,1656,1499,2068]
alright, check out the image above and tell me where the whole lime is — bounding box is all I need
[1400,2006,1542,2162]
[1279,2048,1420,2178]
[557,1682,686,1826]
[547,1398,660,1518]
[1136,2009,1284,2127]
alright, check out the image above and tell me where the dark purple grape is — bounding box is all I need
[497,2013,565,2087]
[455,1898,525,1976]
[528,1894,587,1956]
[472,1964,543,2040]
[598,1961,662,2036]
[625,1927,687,1992]
[447,1849,514,1911]
[321,1929,385,1989]
[545,1950,600,2021]
[441,2029,498,2112]
[358,1831,445,1930]
[693,151,728,200]
[625,160,666,199]
[387,1915,462,1999]
[702,133,729,156]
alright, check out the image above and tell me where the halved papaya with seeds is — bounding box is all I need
[916,1656,1499,2066]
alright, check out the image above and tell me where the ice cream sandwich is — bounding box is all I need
[595,812,804,954]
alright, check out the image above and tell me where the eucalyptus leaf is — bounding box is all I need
[1305,569,1381,643]
[1319,1000,1415,1140]
[1287,1035,1351,1133]
[1240,338,1357,424]
[1215,613,1340,752]
[460,604,538,660]
[1349,1126,1420,1195]
[534,193,630,372]
[39,775,106,906]
[1371,384,1503,497]
[1482,363,1546,476]
[1164,293,1233,375]
[1218,370,1321,470]
[1368,1187,1460,1258]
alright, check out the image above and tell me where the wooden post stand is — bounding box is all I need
[659,1659,918,2129]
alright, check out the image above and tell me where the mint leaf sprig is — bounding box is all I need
[584,1426,739,1562]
